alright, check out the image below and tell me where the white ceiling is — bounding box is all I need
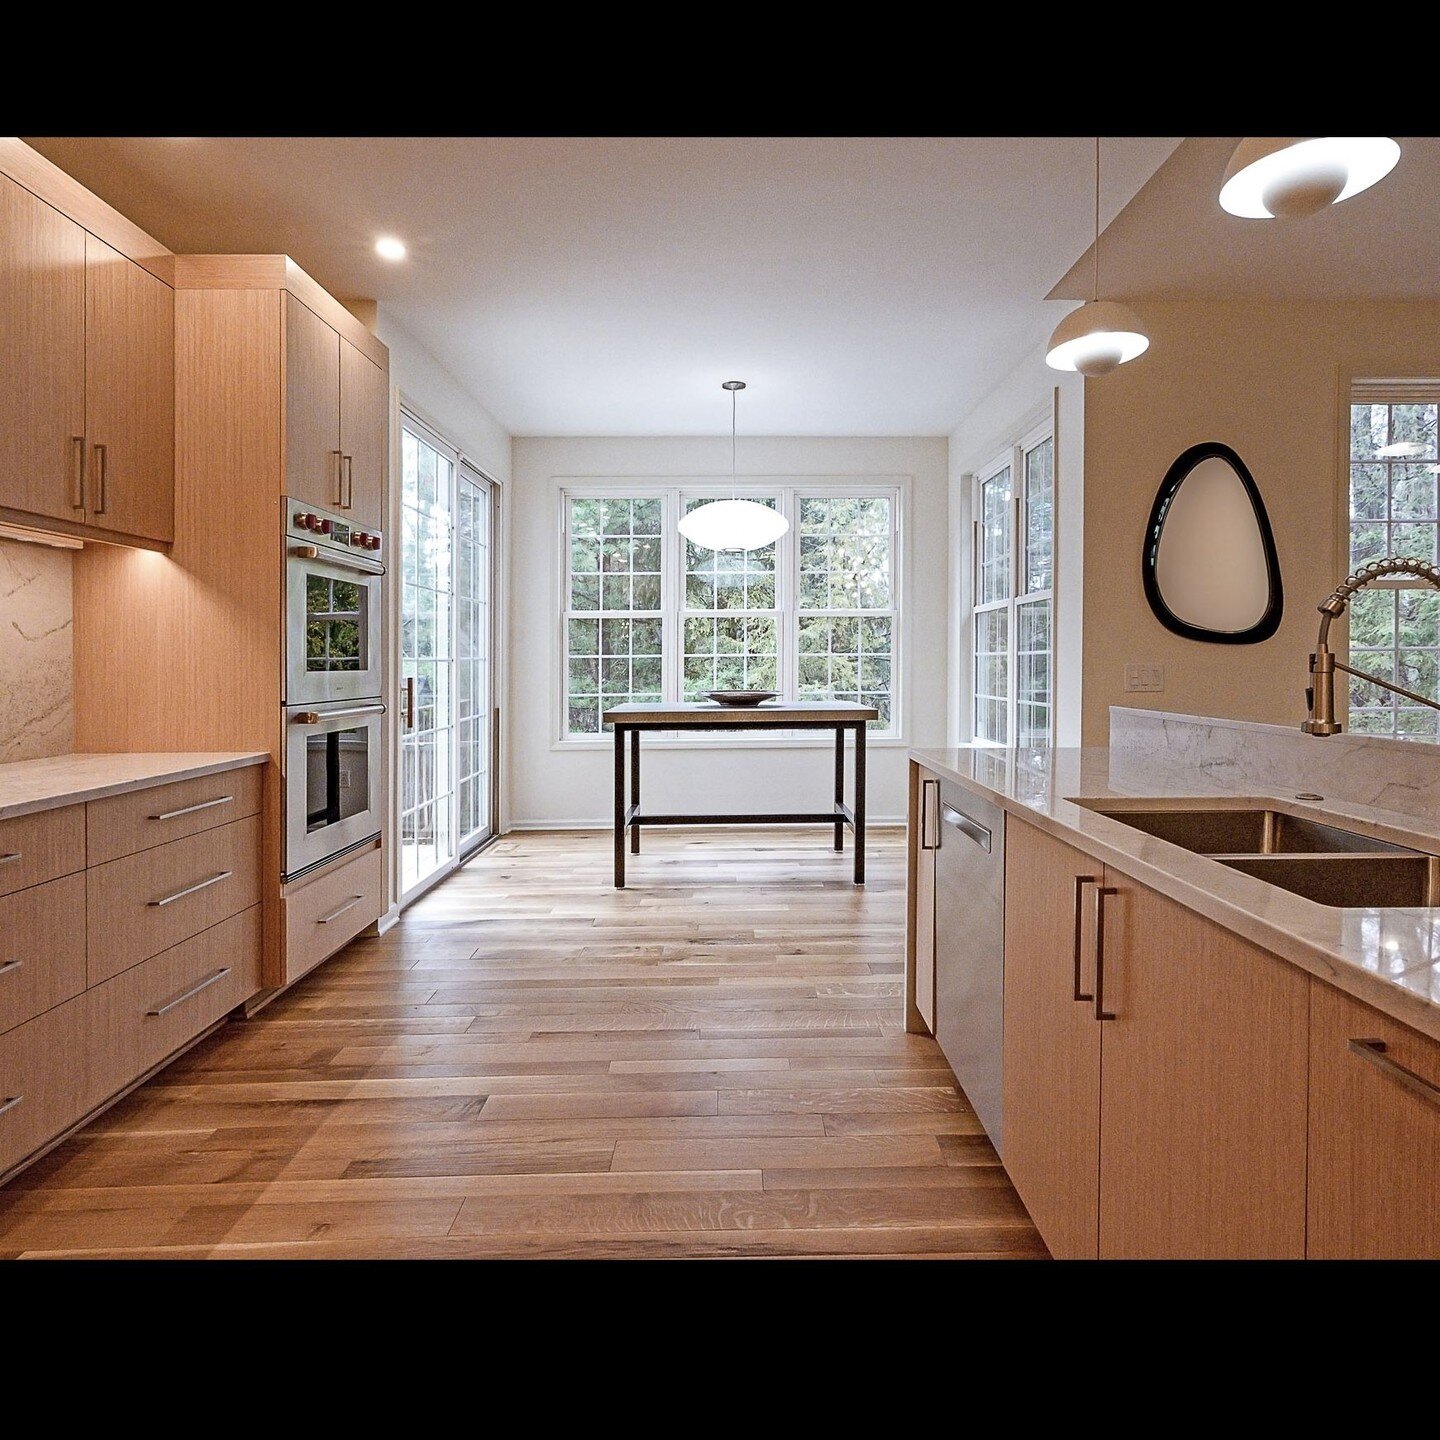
[1051,136,1440,302]
[25,135,1180,436]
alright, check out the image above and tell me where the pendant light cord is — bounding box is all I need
[731,385,738,499]
[1093,135,1100,303]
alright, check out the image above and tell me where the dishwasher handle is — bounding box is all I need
[941,803,992,853]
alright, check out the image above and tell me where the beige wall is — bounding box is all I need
[1081,299,1440,744]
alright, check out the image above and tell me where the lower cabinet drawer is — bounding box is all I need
[283,845,382,983]
[87,762,263,865]
[0,873,87,1036]
[87,814,261,986]
[0,805,85,900]
[88,906,262,1103]
[0,993,90,1176]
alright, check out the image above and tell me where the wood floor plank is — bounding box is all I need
[0,827,1042,1260]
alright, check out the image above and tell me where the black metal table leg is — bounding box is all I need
[630,728,641,854]
[613,725,626,888]
[833,726,845,851]
[853,721,866,885]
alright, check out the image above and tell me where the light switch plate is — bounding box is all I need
[1124,662,1165,694]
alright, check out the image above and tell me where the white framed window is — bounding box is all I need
[558,481,903,743]
[1347,389,1440,740]
[972,425,1054,748]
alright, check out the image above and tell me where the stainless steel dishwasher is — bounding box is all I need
[933,781,1006,1154]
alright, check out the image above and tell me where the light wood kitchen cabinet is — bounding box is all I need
[83,234,174,543]
[1095,867,1309,1259]
[285,292,342,513]
[1307,981,1440,1259]
[0,173,85,527]
[1002,820,1102,1259]
[910,769,938,1031]
[340,336,388,531]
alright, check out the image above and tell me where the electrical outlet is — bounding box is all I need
[1124,662,1165,694]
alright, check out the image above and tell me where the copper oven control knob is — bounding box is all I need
[370,535,381,550]
[350,532,364,546]
[295,512,312,529]
[319,518,332,535]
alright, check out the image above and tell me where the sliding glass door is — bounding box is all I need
[399,416,498,903]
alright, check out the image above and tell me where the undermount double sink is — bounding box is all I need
[1076,804,1440,908]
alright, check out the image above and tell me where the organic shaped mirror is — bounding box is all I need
[1142,441,1283,644]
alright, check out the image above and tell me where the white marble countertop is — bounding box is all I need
[910,744,1440,1044]
[0,752,268,820]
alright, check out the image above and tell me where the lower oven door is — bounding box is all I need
[285,701,385,881]
[286,547,384,705]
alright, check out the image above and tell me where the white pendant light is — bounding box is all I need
[1219,137,1400,219]
[677,381,790,551]
[1046,137,1149,378]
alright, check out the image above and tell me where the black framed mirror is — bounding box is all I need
[1142,441,1283,645]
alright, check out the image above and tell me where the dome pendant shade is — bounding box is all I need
[678,499,789,552]
[1219,137,1400,219]
[1045,300,1150,377]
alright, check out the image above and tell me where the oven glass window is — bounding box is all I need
[305,574,366,672]
[305,725,372,833]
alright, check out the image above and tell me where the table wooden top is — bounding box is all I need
[603,700,879,725]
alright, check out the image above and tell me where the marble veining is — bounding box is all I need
[1110,705,1440,824]
[911,740,1440,1045]
[0,538,73,763]
[0,752,268,820]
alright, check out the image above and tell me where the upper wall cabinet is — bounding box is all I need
[0,162,174,547]
[284,294,387,533]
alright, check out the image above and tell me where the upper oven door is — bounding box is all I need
[286,543,384,704]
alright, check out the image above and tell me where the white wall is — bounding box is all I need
[947,341,1085,746]
[509,435,949,827]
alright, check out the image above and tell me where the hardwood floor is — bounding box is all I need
[0,828,1045,1259]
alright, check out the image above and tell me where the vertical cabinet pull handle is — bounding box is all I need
[919,778,940,851]
[332,450,345,507]
[342,453,355,510]
[404,675,417,729]
[1094,886,1119,1021]
[93,443,108,514]
[1348,1038,1440,1111]
[1072,875,1097,1001]
[71,435,86,509]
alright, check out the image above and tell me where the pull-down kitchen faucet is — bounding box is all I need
[1303,556,1440,734]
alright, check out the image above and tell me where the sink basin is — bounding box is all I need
[1214,854,1440,908]
[1082,806,1410,856]
[1078,803,1440,906]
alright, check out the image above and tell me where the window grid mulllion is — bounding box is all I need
[558,481,903,742]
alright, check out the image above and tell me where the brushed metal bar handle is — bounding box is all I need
[342,453,355,510]
[404,676,417,730]
[0,960,22,979]
[1349,1038,1440,1111]
[1072,875,1097,1001]
[0,852,19,867]
[93,443,107,514]
[71,435,85,509]
[290,544,384,575]
[919,778,940,851]
[316,895,364,925]
[1094,885,1119,1021]
[292,703,386,725]
[149,870,232,908]
[147,967,231,1017]
[150,795,233,822]
[0,1094,22,1118]
[333,449,345,507]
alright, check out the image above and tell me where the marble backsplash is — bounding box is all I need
[0,538,73,761]
[1111,706,1440,823]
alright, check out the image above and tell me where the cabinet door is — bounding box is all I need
[339,337,388,531]
[284,293,342,513]
[912,773,937,1031]
[84,234,174,543]
[1002,820,1101,1259]
[1097,869,1308,1258]
[1308,982,1440,1259]
[0,176,85,525]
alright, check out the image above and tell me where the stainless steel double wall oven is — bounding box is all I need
[284,501,385,879]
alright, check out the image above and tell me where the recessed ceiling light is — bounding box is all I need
[375,236,407,261]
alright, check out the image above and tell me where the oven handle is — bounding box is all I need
[289,543,385,577]
[292,704,387,725]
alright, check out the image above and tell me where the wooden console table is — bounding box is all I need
[602,700,878,888]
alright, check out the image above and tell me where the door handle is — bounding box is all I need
[342,453,355,511]
[404,676,417,730]
[93,443,108,514]
[292,703,386,725]
[333,450,345,508]
[71,435,85,509]
[1072,875,1097,1001]
[1094,886,1119,1021]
